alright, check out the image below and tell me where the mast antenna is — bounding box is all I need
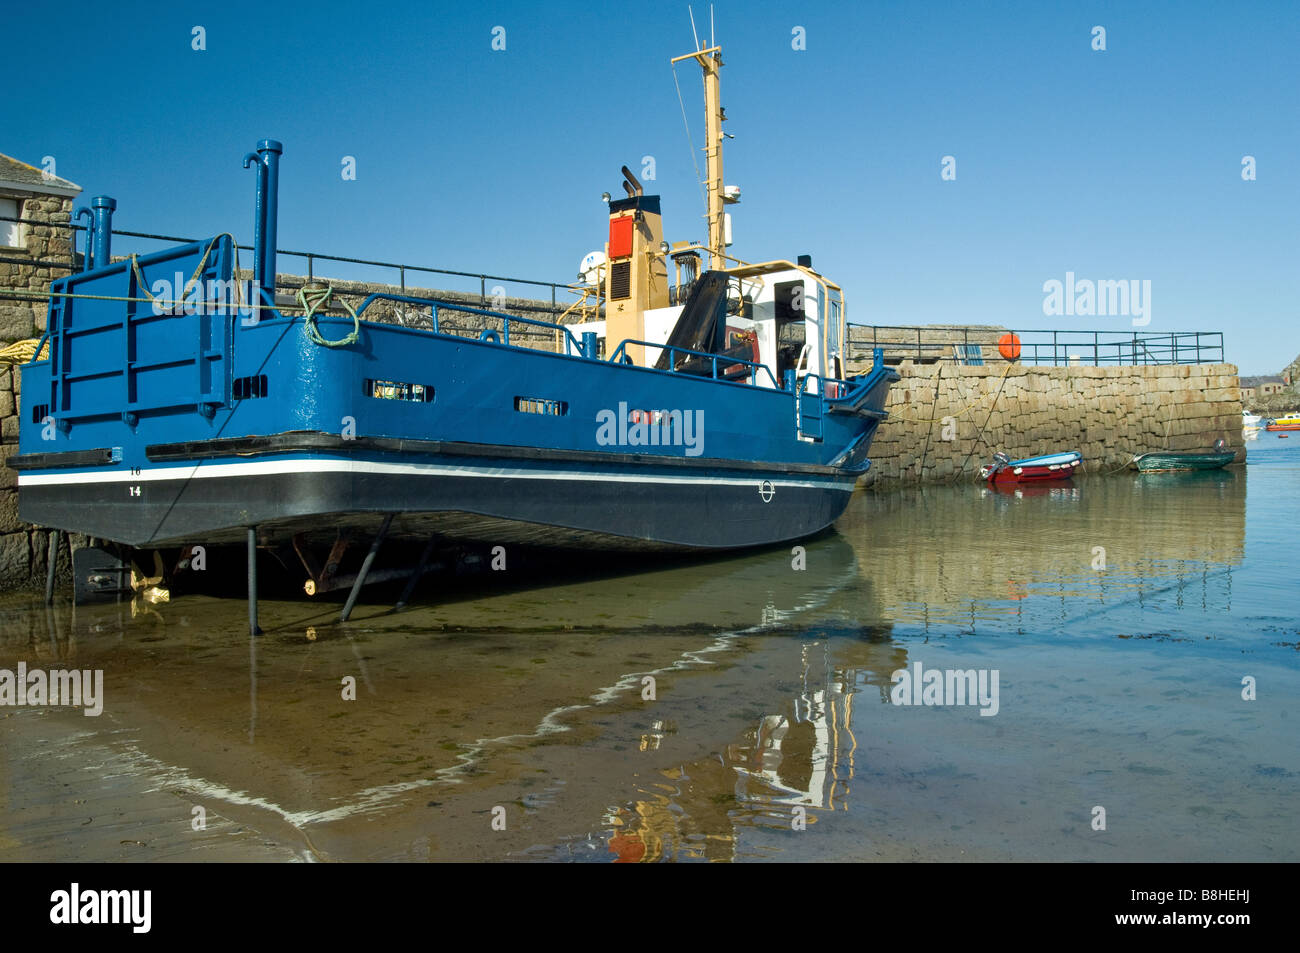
[670,26,727,266]
[689,6,701,51]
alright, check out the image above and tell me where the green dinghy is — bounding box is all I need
[1130,439,1237,472]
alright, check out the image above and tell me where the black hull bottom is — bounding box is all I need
[20,460,859,552]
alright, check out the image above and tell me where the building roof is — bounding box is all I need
[0,152,82,197]
[1241,375,1284,387]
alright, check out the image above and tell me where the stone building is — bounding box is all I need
[1241,375,1285,398]
[0,153,82,588]
[0,152,81,340]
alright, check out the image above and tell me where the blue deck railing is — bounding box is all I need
[353,292,586,354]
[606,339,784,390]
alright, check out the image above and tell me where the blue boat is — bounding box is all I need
[9,39,897,622]
[980,450,1083,483]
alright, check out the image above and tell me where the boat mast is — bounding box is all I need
[672,41,726,268]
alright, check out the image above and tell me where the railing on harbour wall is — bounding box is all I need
[849,324,1225,367]
[2,215,1226,367]
[0,214,571,314]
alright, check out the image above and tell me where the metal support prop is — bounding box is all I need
[44,529,60,605]
[395,534,440,610]
[247,527,261,636]
[340,514,393,622]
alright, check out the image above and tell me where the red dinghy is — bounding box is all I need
[980,451,1082,484]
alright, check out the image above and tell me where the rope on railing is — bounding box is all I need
[299,284,360,347]
[128,233,242,311]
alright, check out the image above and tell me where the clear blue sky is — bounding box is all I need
[3,0,1296,374]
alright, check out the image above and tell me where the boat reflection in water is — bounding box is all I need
[605,634,906,863]
[601,471,1252,861]
[2,531,895,864]
[837,470,1245,633]
[1,467,1266,863]
[982,483,1081,501]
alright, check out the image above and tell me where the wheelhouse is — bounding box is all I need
[561,257,849,398]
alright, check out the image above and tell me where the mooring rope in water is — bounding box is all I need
[916,362,944,481]
[952,360,1018,481]
[1099,456,1139,475]
[885,369,1013,424]
[298,284,360,347]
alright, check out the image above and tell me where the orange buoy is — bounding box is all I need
[998,333,1022,361]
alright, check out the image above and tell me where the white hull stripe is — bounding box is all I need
[17,457,859,492]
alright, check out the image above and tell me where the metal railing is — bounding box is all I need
[607,339,783,389]
[849,324,1225,366]
[2,214,1227,367]
[0,213,573,314]
[353,293,585,353]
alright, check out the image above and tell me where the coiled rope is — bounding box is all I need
[298,284,360,347]
[0,339,47,364]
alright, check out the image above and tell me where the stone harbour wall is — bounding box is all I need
[861,361,1244,487]
[0,364,77,590]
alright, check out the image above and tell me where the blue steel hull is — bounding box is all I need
[11,236,897,552]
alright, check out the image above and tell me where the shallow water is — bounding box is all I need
[1,433,1295,862]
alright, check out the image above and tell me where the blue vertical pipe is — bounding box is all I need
[241,140,282,307]
[257,140,282,300]
[90,196,115,270]
[241,148,267,294]
[73,207,93,270]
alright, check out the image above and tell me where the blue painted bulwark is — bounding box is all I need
[11,139,899,554]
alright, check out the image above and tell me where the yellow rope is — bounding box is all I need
[0,339,47,364]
